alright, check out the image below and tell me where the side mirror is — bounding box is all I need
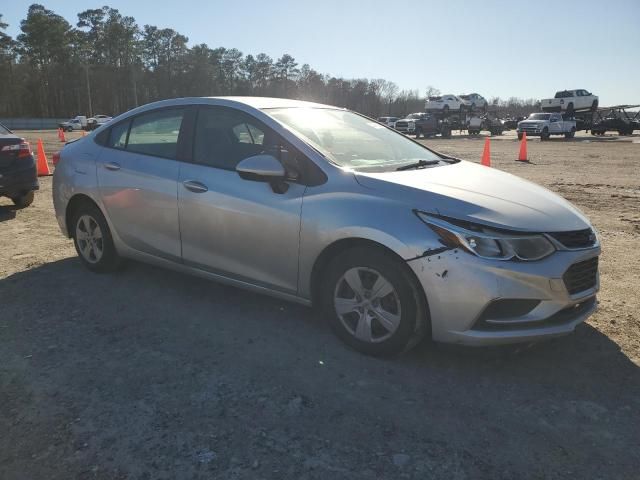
[236,154,286,182]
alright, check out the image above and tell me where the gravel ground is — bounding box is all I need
[1,130,639,479]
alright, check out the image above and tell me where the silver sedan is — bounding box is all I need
[52,97,600,356]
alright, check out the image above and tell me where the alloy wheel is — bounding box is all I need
[75,214,104,264]
[333,267,402,343]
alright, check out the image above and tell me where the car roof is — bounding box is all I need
[206,96,337,110]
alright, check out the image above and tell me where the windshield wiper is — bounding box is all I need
[396,159,440,171]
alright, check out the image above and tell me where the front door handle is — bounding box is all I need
[104,162,121,171]
[183,180,208,193]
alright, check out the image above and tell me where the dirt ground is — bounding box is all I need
[1,129,639,479]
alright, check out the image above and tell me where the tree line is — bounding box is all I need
[0,4,539,120]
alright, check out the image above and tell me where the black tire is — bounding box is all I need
[441,128,451,138]
[71,202,122,273]
[565,128,576,139]
[11,191,35,209]
[321,247,428,356]
[566,103,574,115]
[541,128,550,141]
[415,128,422,139]
[591,100,598,111]
[66,126,73,132]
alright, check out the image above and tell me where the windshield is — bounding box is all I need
[528,113,551,120]
[406,113,423,119]
[0,123,10,135]
[268,108,442,171]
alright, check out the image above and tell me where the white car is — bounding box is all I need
[425,94,465,112]
[87,114,113,130]
[459,93,488,110]
[542,89,599,113]
[377,116,399,128]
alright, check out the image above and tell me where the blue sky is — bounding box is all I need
[3,0,639,105]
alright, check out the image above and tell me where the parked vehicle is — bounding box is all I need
[517,113,576,140]
[591,116,635,136]
[59,116,88,132]
[53,97,600,356]
[541,89,598,113]
[87,114,113,130]
[377,116,399,128]
[394,113,452,138]
[459,93,488,110]
[425,94,466,112]
[467,116,504,136]
[0,122,38,208]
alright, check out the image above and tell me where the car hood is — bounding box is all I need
[354,160,591,232]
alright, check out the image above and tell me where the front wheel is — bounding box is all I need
[321,247,428,356]
[11,191,35,209]
[541,128,550,141]
[72,203,122,273]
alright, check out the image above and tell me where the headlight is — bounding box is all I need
[416,212,556,261]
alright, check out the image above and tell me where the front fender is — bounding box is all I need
[297,181,443,299]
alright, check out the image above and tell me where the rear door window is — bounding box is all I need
[126,109,185,159]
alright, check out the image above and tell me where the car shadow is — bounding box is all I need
[0,204,17,222]
[2,257,638,478]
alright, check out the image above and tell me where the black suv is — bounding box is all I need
[394,113,452,138]
[0,123,38,208]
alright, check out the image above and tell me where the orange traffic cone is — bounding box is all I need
[59,129,66,142]
[480,137,491,167]
[518,132,528,162]
[36,139,52,176]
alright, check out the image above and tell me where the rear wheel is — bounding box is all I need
[11,191,35,209]
[72,203,121,273]
[565,127,576,139]
[321,247,428,356]
[566,103,574,115]
[415,128,422,139]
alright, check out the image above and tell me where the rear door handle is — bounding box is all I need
[183,180,208,193]
[104,162,121,171]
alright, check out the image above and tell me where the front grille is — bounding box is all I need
[549,229,596,249]
[563,257,598,295]
[395,121,409,129]
[519,124,540,133]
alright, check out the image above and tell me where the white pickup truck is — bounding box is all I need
[517,113,576,140]
[59,116,88,132]
[541,89,598,113]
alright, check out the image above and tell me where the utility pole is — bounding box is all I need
[85,64,93,117]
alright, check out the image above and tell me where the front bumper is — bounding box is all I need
[407,246,600,346]
[0,158,39,197]
[518,127,543,136]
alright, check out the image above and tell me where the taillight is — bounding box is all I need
[1,140,32,159]
[52,151,61,165]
